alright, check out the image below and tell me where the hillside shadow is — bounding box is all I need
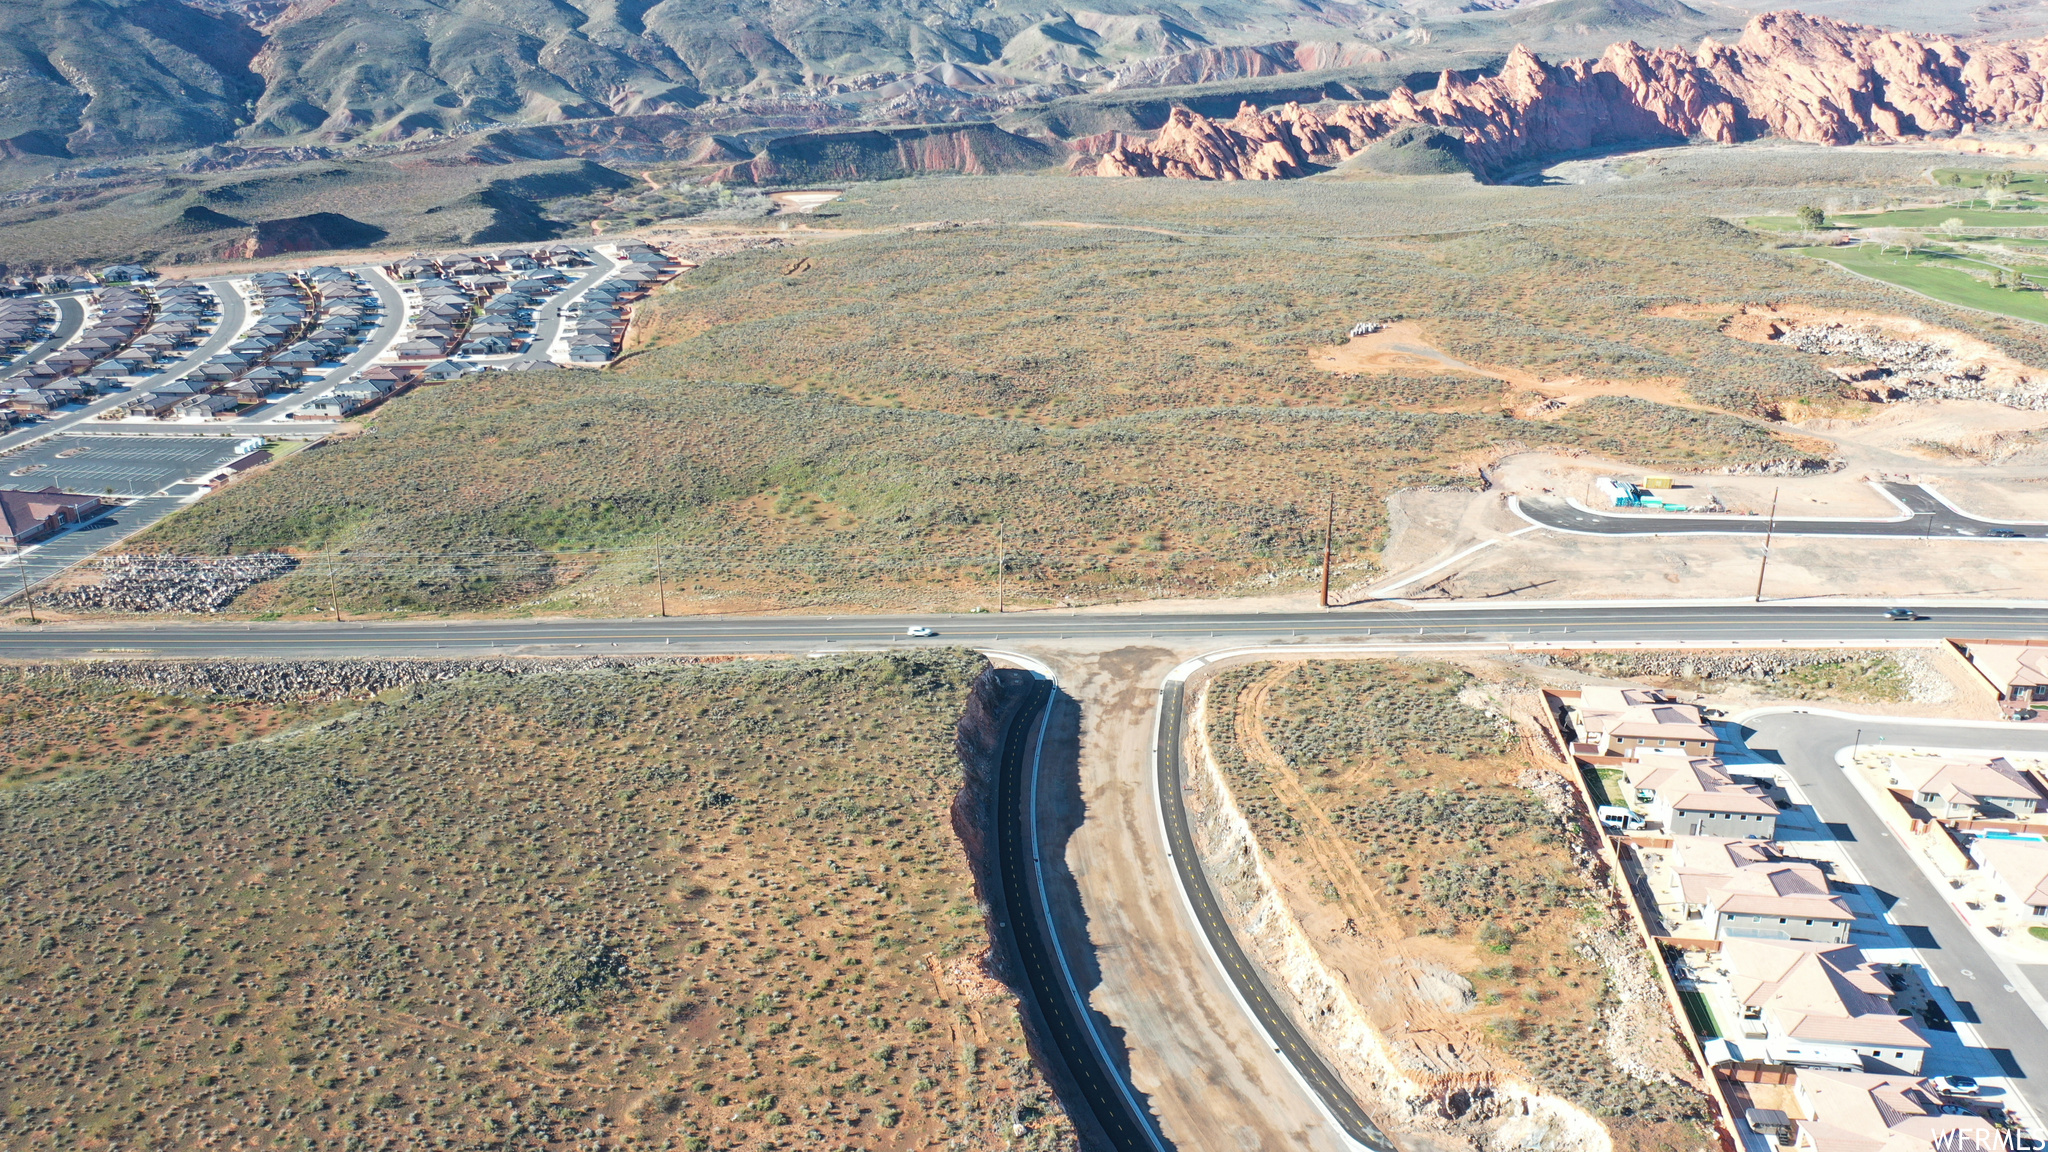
[1014,677,1173,1152]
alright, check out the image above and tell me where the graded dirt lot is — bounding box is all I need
[1379,488,2048,603]
[0,653,1072,1152]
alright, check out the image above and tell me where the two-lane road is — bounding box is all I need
[1519,483,2048,540]
[1741,713,2048,1121]
[6,601,2048,657]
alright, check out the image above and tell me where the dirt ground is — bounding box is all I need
[1486,452,1906,518]
[1312,323,1513,380]
[1397,492,2048,603]
[1715,304,2048,392]
[1029,644,1357,1152]
[1310,326,1721,419]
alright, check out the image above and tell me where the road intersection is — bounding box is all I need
[8,598,2048,1149]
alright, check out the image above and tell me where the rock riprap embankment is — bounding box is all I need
[21,655,730,700]
[1776,323,2048,408]
[1546,647,1952,703]
[42,555,296,614]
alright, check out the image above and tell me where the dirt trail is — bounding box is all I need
[1234,665,1397,933]
[1034,645,1354,1152]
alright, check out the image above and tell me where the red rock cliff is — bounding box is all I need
[1094,11,2048,182]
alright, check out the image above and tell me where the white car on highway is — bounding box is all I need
[905,626,937,637]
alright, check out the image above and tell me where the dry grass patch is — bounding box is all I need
[1205,659,1711,1152]
[0,670,334,789]
[0,651,1072,1151]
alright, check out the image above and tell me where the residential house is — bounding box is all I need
[296,395,355,418]
[1953,640,2048,707]
[1666,836,1855,943]
[43,350,95,374]
[1624,753,1780,837]
[272,345,322,370]
[174,394,238,419]
[360,364,422,387]
[1888,757,2047,820]
[6,389,54,414]
[1720,939,1929,1073]
[460,336,512,356]
[1968,837,2048,919]
[243,367,297,390]
[1792,1069,2000,1152]
[1568,686,1719,757]
[393,339,445,360]
[0,487,104,550]
[110,392,184,419]
[566,342,611,363]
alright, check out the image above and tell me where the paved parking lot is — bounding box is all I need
[0,435,247,496]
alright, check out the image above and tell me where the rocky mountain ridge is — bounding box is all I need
[1094,11,2048,181]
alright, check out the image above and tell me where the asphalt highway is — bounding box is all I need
[1520,483,2048,539]
[1155,679,1395,1150]
[8,602,2048,658]
[996,678,1159,1151]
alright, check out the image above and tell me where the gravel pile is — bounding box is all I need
[1776,322,2048,408]
[24,655,724,701]
[41,555,297,614]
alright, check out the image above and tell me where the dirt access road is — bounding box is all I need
[1033,645,1356,1152]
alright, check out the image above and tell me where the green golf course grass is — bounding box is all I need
[1795,243,2048,323]
[1932,167,2048,194]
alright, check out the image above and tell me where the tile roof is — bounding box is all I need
[1671,836,1855,922]
[1724,940,1928,1051]
[1796,1068,2000,1152]
[1970,837,2048,906]
[1894,758,2046,810]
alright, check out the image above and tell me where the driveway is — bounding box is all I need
[1736,712,2048,1120]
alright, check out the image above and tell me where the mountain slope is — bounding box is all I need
[0,0,262,157]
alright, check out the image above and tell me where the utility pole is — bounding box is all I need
[1753,487,1780,604]
[1320,490,1335,609]
[17,560,35,625]
[656,551,667,618]
[995,523,1005,615]
[330,562,343,624]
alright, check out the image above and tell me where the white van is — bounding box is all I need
[1597,805,1644,832]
